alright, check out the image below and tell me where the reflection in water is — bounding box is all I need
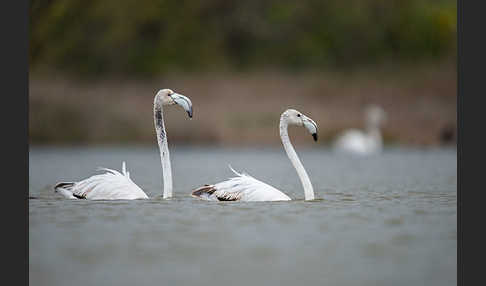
[30,146,456,286]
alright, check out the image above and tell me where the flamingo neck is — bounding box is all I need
[366,123,383,149]
[279,116,315,200]
[154,102,173,198]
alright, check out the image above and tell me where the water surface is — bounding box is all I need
[29,146,456,286]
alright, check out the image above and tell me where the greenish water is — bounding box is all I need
[29,146,456,286]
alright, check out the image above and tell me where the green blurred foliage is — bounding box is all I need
[30,0,456,76]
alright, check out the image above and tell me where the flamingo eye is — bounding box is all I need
[297,114,301,117]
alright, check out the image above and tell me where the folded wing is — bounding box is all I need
[192,166,291,202]
[54,162,148,200]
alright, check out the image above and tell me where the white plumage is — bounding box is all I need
[55,162,148,200]
[333,105,386,156]
[53,88,193,200]
[192,109,317,202]
[334,129,381,155]
[193,166,291,201]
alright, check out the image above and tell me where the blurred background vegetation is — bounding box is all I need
[29,0,456,146]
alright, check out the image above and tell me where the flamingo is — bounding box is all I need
[333,105,386,155]
[192,109,318,202]
[54,89,193,200]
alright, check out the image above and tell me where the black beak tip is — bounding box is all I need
[312,133,318,141]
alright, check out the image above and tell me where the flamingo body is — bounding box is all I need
[192,167,291,202]
[55,162,148,200]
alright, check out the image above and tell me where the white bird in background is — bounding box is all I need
[192,109,318,202]
[333,104,386,156]
[54,89,193,200]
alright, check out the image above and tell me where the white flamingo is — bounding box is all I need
[333,105,386,155]
[54,89,193,200]
[192,109,318,202]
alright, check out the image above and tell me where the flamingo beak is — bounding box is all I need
[303,116,318,142]
[171,93,193,118]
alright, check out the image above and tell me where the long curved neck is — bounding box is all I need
[279,116,315,200]
[366,122,383,148]
[154,101,173,198]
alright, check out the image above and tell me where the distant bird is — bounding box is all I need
[192,109,318,202]
[333,105,386,156]
[54,89,193,200]
[439,123,455,145]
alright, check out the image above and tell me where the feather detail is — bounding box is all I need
[54,162,148,200]
[191,167,291,202]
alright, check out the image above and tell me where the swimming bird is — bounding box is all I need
[192,109,318,202]
[54,89,193,200]
[333,104,386,155]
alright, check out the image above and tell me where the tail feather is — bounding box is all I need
[228,165,242,176]
[54,182,75,192]
[122,161,130,179]
[96,167,121,176]
[192,184,216,197]
[96,162,130,178]
[54,182,78,199]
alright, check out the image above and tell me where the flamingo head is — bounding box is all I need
[365,104,386,128]
[155,89,193,118]
[282,109,318,141]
